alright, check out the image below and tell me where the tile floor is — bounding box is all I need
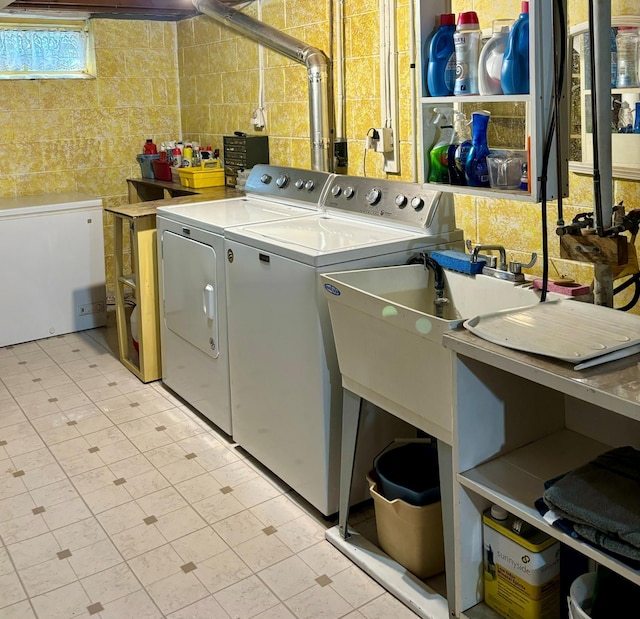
[0,324,421,619]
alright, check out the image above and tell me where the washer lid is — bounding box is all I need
[225,214,433,266]
[156,197,316,234]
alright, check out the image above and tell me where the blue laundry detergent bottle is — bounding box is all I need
[464,110,491,187]
[426,13,456,96]
[501,1,530,95]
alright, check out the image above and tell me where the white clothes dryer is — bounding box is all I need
[156,165,333,435]
[224,174,464,515]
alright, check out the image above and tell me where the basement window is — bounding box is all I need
[0,15,95,79]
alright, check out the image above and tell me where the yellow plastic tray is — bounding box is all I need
[178,163,224,188]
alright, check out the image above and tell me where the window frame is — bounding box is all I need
[0,13,96,80]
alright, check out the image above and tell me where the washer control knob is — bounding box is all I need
[344,186,355,199]
[260,173,272,184]
[411,196,425,210]
[366,187,382,205]
[294,179,304,189]
[304,179,315,191]
[331,185,342,197]
[395,194,408,208]
[275,174,289,188]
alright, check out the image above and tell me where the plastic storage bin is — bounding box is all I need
[136,154,160,179]
[178,162,225,188]
[374,440,441,505]
[367,471,445,579]
[151,159,173,182]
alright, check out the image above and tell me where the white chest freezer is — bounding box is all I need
[0,193,107,347]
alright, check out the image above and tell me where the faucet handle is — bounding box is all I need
[509,252,537,274]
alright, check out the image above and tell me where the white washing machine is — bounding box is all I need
[156,165,333,435]
[225,174,464,515]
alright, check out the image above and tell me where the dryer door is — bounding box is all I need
[161,230,219,359]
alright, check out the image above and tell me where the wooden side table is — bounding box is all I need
[105,202,161,383]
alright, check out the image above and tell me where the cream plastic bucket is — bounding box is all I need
[568,572,597,619]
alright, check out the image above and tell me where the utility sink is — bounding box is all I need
[321,264,551,443]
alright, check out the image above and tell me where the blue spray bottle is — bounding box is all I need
[428,107,455,184]
[501,1,530,95]
[464,110,491,187]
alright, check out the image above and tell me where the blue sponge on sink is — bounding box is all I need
[429,249,485,275]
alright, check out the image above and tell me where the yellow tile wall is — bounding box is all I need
[1,3,639,314]
[0,18,181,297]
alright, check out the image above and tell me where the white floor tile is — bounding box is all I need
[170,527,229,565]
[0,571,27,608]
[146,571,209,615]
[127,543,183,586]
[214,575,279,619]
[329,565,386,608]
[80,562,141,606]
[258,555,318,600]
[97,589,163,619]
[0,325,424,619]
[166,595,231,619]
[285,582,353,619]
[193,549,252,594]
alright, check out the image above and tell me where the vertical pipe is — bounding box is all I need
[593,0,614,306]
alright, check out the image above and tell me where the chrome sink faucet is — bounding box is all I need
[466,240,537,283]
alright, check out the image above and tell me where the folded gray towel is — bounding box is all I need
[543,446,640,557]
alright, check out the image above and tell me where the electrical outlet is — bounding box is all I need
[366,135,378,150]
[78,302,105,316]
[375,128,393,153]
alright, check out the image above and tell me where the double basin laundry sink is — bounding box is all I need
[321,263,551,444]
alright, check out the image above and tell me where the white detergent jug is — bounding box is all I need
[478,20,512,95]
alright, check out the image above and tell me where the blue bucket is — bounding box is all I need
[373,441,441,507]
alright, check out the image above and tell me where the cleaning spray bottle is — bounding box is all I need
[464,110,491,187]
[447,111,472,185]
[428,107,456,184]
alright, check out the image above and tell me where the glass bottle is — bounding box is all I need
[616,27,639,88]
[464,110,491,187]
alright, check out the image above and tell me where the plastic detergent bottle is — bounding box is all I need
[453,11,481,96]
[426,13,456,97]
[501,1,530,95]
[464,110,491,187]
[618,101,634,133]
[447,111,472,185]
[616,26,639,88]
[478,20,512,95]
[428,107,455,184]
[143,139,157,155]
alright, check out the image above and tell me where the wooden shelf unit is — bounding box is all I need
[107,203,162,383]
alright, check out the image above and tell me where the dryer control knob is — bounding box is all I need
[304,180,315,191]
[294,179,305,189]
[411,196,425,210]
[366,187,382,205]
[276,175,289,188]
[344,186,355,199]
[331,185,342,197]
[395,194,408,208]
[260,173,272,184]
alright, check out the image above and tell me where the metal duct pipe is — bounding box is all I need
[192,0,334,172]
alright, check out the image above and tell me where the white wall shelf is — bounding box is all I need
[417,0,569,203]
